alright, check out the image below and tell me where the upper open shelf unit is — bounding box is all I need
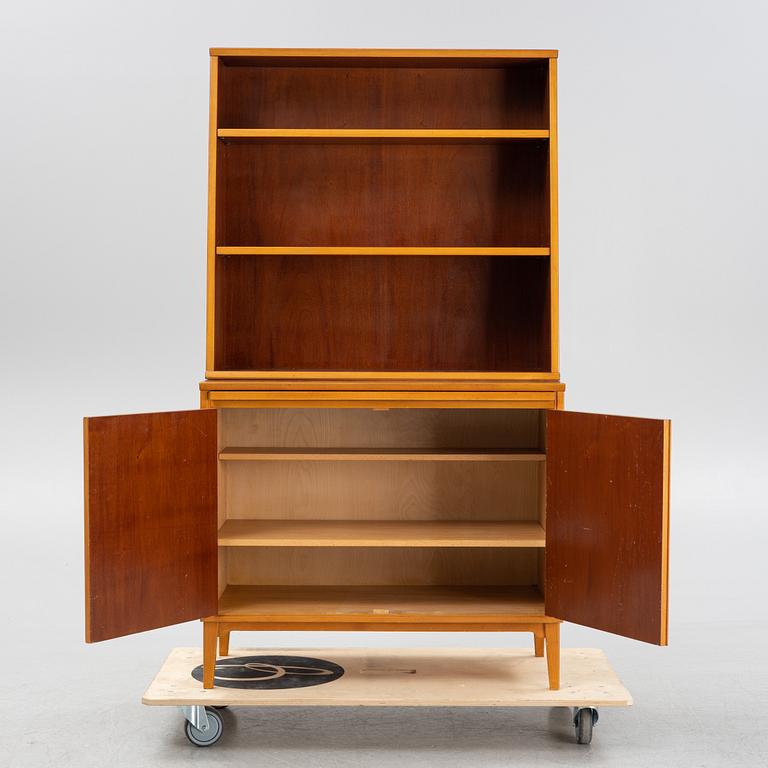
[206,49,559,381]
[214,48,554,130]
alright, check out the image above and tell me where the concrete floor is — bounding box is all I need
[2,620,766,767]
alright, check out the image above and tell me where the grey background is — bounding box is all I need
[1,1,766,765]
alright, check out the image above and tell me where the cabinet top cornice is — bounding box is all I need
[209,48,558,60]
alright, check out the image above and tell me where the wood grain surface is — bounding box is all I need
[215,246,550,256]
[84,410,218,642]
[216,585,545,619]
[217,519,546,547]
[211,48,558,60]
[219,407,544,448]
[144,647,632,710]
[216,141,549,247]
[218,447,545,461]
[217,408,544,525]
[545,411,670,644]
[217,62,548,129]
[225,546,540,586]
[218,129,550,140]
[222,457,542,523]
[214,254,550,371]
[205,50,558,382]
[200,377,565,388]
[205,391,559,409]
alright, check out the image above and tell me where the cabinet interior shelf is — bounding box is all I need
[217,519,546,548]
[218,447,546,462]
[216,246,551,257]
[217,584,545,620]
[218,128,550,141]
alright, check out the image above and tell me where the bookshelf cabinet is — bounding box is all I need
[205,49,559,381]
[83,49,670,694]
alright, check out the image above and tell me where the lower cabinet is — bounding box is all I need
[83,405,670,690]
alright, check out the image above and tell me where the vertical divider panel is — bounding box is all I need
[548,58,559,375]
[205,56,219,373]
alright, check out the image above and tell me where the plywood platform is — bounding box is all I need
[143,647,632,708]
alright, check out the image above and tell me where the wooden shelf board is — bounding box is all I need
[205,371,561,384]
[216,585,546,621]
[216,246,550,257]
[201,378,564,391]
[218,128,549,141]
[219,447,545,462]
[218,519,546,548]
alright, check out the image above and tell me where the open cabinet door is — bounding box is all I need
[545,411,670,644]
[84,410,218,642]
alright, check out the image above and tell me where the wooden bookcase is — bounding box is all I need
[205,48,559,381]
[83,49,670,695]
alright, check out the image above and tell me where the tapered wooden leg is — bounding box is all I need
[219,628,231,657]
[544,622,560,690]
[534,627,545,657]
[203,621,218,689]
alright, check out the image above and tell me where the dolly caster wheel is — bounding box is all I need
[574,707,598,745]
[184,706,223,747]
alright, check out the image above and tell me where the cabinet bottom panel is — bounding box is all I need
[216,584,547,622]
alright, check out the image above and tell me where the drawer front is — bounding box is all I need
[202,390,559,410]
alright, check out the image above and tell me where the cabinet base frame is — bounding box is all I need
[201,617,561,691]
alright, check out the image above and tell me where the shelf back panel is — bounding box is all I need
[219,408,544,523]
[221,407,543,448]
[216,141,549,248]
[223,461,540,522]
[214,254,550,372]
[218,61,548,129]
[226,547,539,586]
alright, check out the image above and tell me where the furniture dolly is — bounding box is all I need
[142,647,631,746]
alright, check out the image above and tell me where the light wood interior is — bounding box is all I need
[218,585,545,619]
[219,447,545,461]
[217,408,547,619]
[226,547,539,586]
[144,646,632,709]
[223,460,542,520]
[217,519,545,547]
[220,407,542,446]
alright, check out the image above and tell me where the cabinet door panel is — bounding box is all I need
[545,410,670,644]
[84,409,218,642]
